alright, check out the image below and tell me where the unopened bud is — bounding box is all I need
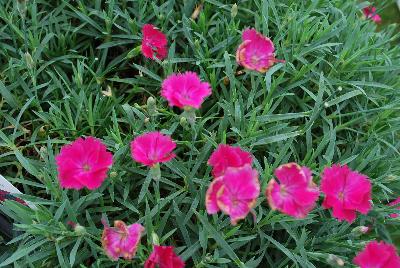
[338,86,343,92]
[327,254,344,267]
[151,232,159,245]
[74,224,86,235]
[24,52,35,69]
[231,3,238,18]
[147,97,157,116]
[110,171,118,178]
[144,117,150,123]
[180,116,187,127]
[324,102,329,108]
[352,226,369,236]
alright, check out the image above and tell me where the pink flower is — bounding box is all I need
[321,164,372,223]
[208,144,253,177]
[55,137,113,190]
[144,245,185,268]
[131,131,176,167]
[388,197,400,218]
[161,71,212,109]
[142,24,168,60]
[101,220,144,261]
[206,164,260,225]
[236,28,284,73]
[353,240,400,268]
[266,163,320,218]
[363,6,382,23]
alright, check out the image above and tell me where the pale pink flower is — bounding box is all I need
[161,72,212,109]
[131,131,176,167]
[55,137,113,190]
[144,245,185,268]
[206,164,260,225]
[321,165,372,223]
[236,28,284,73]
[142,24,168,60]
[266,163,319,218]
[363,6,382,23]
[388,197,400,218]
[101,220,144,261]
[208,144,253,177]
[353,240,400,268]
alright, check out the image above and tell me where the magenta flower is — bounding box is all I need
[144,245,185,268]
[131,131,176,167]
[161,71,212,109]
[142,24,168,60]
[101,220,144,261]
[388,197,400,218]
[55,137,113,190]
[353,241,400,268]
[236,28,284,73]
[206,164,260,225]
[363,6,382,23]
[266,163,320,218]
[208,144,253,178]
[321,164,372,223]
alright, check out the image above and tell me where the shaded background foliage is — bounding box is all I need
[0,0,399,267]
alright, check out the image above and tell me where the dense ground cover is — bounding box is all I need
[0,0,400,267]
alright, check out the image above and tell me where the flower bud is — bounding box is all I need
[180,116,187,128]
[74,224,86,235]
[326,254,345,267]
[24,52,35,69]
[151,232,159,245]
[231,3,238,18]
[110,171,118,178]
[147,97,157,116]
[351,226,369,237]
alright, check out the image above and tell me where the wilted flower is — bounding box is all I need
[144,245,185,268]
[363,6,381,23]
[141,24,168,60]
[208,144,252,177]
[161,72,212,109]
[236,28,284,73]
[206,164,260,225]
[321,165,372,223]
[102,220,144,261]
[353,240,400,268]
[55,137,113,190]
[266,163,319,218]
[131,131,176,167]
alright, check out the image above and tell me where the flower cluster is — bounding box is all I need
[206,145,260,225]
[53,13,396,267]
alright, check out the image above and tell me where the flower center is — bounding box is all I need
[280,185,288,197]
[82,164,91,172]
[338,191,344,201]
[251,55,260,65]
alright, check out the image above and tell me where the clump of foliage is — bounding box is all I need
[0,0,399,267]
